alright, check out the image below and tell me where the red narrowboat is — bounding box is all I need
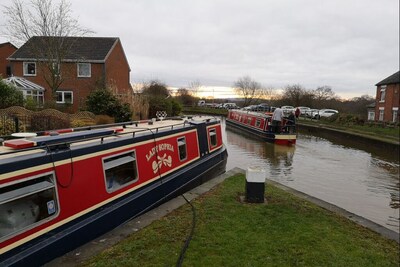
[226,109,296,145]
[0,116,227,266]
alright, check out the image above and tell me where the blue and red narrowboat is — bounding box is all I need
[0,116,227,266]
[226,109,296,145]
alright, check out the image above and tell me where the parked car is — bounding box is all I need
[314,109,338,119]
[306,109,319,118]
[205,103,219,108]
[296,106,311,116]
[222,103,239,109]
[256,103,271,112]
[243,105,257,111]
[281,106,295,115]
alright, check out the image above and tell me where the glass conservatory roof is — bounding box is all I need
[4,76,45,91]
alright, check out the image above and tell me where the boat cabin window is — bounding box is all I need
[209,128,217,147]
[103,151,138,193]
[255,119,261,127]
[0,173,58,241]
[177,137,187,161]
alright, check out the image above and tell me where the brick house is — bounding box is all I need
[7,36,132,111]
[374,71,400,122]
[0,42,17,78]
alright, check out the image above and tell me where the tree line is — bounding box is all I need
[232,76,374,119]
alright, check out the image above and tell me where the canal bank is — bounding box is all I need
[298,122,399,155]
[47,168,399,267]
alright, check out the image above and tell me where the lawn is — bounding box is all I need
[298,117,400,142]
[82,174,399,267]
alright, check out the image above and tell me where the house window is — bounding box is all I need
[379,86,386,102]
[178,137,187,161]
[367,111,375,121]
[378,108,384,121]
[23,62,36,76]
[6,65,11,76]
[103,151,138,192]
[209,128,217,147]
[393,108,398,122]
[25,90,44,106]
[56,91,73,104]
[0,172,59,242]
[77,63,91,77]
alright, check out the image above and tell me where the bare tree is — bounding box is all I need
[2,0,93,98]
[313,86,336,101]
[280,84,306,107]
[175,88,196,106]
[233,76,270,107]
[311,86,337,108]
[189,80,201,97]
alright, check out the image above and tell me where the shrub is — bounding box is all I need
[148,97,172,118]
[0,116,23,136]
[114,103,132,123]
[70,119,96,128]
[30,114,70,131]
[86,89,132,122]
[24,97,38,111]
[95,115,114,125]
[0,79,24,108]
[171,99,182,116]
[332,113,365,126]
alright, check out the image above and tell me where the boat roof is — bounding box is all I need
[230,109,272,118]
[0,115,219,159]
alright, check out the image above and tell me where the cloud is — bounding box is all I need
[0,0,398,98]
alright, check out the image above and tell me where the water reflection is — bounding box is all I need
[222,118,400,233]
[226,126,295,175]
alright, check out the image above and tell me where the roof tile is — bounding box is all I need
[375,71,400,86]
[8,36,118,62]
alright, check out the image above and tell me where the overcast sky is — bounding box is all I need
[1,0,399,99]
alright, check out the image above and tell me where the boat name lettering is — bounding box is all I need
[146,143,175,161]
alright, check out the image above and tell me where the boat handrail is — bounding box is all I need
[231,110,272,118]
[0,116,218,156]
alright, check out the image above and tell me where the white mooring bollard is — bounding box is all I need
[245,166,266,203]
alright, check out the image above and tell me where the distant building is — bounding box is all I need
[374,71,399,122]
[366,102,375,121]
[0,42,17,78]
[7,36,132,112]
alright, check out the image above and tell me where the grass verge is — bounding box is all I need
[297,117,399,143]
[82,174,399,267]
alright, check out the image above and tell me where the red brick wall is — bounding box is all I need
[104,40,132,96]
[375,83,400,122]
[9,39,132,112]
[10,61,106,111]
[0,43,17,78]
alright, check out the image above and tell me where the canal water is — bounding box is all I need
[221,117,400,233]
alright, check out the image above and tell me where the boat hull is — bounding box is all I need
[226,118,296,145]
[1,147,227,267]
[0,116,227,266]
